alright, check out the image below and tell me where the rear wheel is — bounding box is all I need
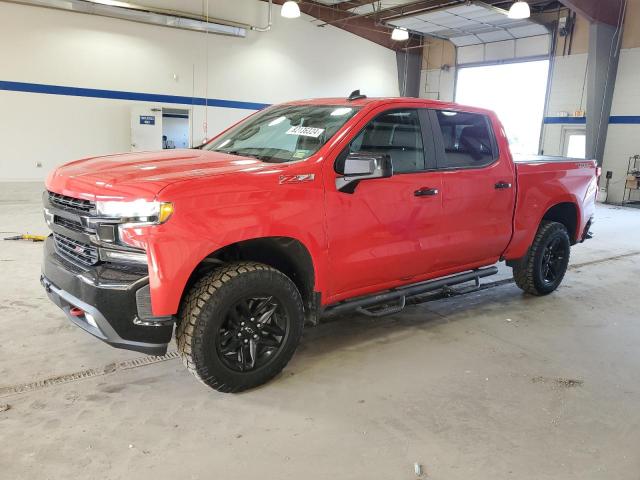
[176,262,304,392]
[512,221,571,296]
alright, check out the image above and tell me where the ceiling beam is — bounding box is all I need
[334,0,378,11]
[266,0,422,51]
[559,0,625,26]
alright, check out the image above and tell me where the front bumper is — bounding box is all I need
[41,236,173,356]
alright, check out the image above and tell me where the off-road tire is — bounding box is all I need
[512,220,571,296]
[176,262,304,392]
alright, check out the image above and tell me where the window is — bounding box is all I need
[434,110,496,169]
[337,109,426,174]
[563,129,586,159]
[207,105,359,163]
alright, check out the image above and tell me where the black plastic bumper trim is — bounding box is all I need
[41,274,169,356]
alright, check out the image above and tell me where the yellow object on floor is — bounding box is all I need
[4,234,47,242]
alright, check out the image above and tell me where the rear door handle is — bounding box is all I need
[414,187,439,197]
[495,181,512,190]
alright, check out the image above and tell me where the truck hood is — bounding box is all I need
[47,149,277,200]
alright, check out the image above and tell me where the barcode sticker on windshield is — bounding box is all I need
[286,126,325,138]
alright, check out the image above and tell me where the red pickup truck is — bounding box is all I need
[42,93,598,392]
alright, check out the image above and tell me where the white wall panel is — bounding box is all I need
[545,53,588,115]
[0,1,398,180]
[602,48,640,203]
[539,54,588,157]
[420,68,455,102]
[610,48,640,116]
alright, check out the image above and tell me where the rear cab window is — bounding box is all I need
[431,110,498,169]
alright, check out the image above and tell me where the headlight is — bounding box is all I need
[96,200,174,225]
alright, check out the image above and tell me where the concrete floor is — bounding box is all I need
[1,182,640,480]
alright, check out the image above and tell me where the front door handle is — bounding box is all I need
[495,181,512,190]
[414,187,439,197]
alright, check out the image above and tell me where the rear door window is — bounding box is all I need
[432,110,497,169]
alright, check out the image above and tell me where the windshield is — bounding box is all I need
[205,105,360,163]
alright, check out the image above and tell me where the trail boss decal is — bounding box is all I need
[286,126,325,138]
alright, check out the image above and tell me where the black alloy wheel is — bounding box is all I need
[540,236,567,286]
[216,296,289,372]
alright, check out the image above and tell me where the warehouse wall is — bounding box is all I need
[420,38,456,102]
[539,53,589,156]
[602,0,640,204]
[0,1,399,181]
[603,47,640,203]
[540,1,640,204]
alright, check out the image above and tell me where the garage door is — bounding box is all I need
[387,2,550,65]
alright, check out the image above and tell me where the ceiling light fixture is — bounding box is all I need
[391,27,409,41]
[281,1,301,19]
[508,1,531,19]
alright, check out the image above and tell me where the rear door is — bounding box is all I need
[428,109,515,271]
[324,106,443,300]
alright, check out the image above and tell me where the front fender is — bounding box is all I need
[121,171,327,316]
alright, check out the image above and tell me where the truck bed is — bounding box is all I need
[502,155,598,260]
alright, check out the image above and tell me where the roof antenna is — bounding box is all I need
[347,89,367,101]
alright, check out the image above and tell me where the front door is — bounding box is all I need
[324,107,442,301]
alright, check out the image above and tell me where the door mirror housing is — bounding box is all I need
[336,153,393,193]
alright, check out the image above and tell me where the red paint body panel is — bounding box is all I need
[503,158,598,259]
[45,98,598,316]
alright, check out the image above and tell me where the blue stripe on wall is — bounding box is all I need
[609,116,640,124]
[544,116,640,125]
[544,117,586,124]
[0,80,269,111]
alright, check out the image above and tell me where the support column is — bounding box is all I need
[586,21,623,165]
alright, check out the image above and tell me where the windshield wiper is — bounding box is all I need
[220,149,274,162]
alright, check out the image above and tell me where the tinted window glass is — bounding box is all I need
[339,109,425,174]
[434,110,496,168]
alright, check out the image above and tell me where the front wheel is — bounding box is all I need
[512,221,571,296]
[176,262,304,392]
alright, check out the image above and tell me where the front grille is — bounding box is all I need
[48,191,95,213]
[53,233,100,266]
[54,215,94,234]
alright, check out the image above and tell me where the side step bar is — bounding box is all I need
[323,266,499,318]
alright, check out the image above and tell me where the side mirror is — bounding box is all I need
[336,153,393,193]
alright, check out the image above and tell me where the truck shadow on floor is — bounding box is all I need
[286,282,535,374]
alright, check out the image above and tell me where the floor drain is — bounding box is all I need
[0,350,179,397]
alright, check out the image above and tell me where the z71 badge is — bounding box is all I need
[279,174,315,184]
